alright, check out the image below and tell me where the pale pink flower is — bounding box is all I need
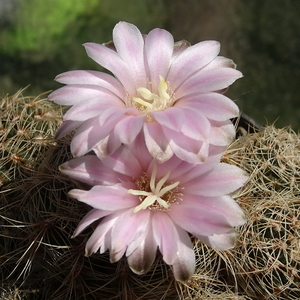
[49,21,242,163]
[60,133,247,282]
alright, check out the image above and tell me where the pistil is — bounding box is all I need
[128,164,180,213]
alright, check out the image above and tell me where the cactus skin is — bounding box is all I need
[222,126,300,300]
[0,88,62,186]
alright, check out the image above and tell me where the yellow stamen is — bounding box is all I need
[132,97,153,108]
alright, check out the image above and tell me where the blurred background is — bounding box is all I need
[1,0,300,129]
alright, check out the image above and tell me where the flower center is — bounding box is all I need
[128,164,181,213]
[131,75,174,114]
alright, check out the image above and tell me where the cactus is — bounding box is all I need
[222,126,300,300]
[0,90,250,299]
[2,89,299,299]
[0,88,62,186]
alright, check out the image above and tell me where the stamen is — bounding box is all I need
[158,75,170,101]
[131,75,172,112]
[136,87,155,101]
[132,97,153,108]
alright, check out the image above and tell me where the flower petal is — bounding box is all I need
[70,107,128,156]
[180,108,211,141]
[145,28,174,87]
[162,127,209,163]
[55,70,126,99]
[111,209,150,255]
[185,163,248,197]
[152,212,178,265]
[85,212,121,255]
[197,231,238,250]
[151,106,185,132]
[48,84,124,106]
[59,155,128,186]
[143,122,173,163]
[69,184,138,210]
[175,93,239,121]
[83,42,136,94]
[180,194,246,227]
[208,119,236,146]
[171,227,195,282]
[167,40,220,88]
[113,21,147,88]
[72,208,111,237]
[111,114,145,145]
[169,204,234,236]
[176,67,243,99]
[100,145,143,178]
[55,120,82,139]
[127,225,157,275]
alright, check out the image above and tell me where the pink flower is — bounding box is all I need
[60,133,247,282]
[49,21,242,163]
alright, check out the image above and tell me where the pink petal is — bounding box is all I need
[162,127,209,163]
[127,225,157,275]
[125,131,154,171]
[63,98,116,122]
[69,184,138,210]
[151,107,185,132]
[145,28,174,87]
[176,67,243,99]
[180,108,211,141]
[167,40,220,88]
[202,56,237,69]
[103,115,145,157]
[85,212,121,255]
[208,119,236,146]
[72,208,111,237]
[175,93,239,121]
[183,194,246,226]
[83,42,136,94]
[70,107,127,157]
[171,227,195,282]
[143,122,173,163]
[171,40,191,64]
[55,120,82,139]
[152,212,178,265]
[55,70,126,99]
[168,204,233,236]
[101,145,143,178]
[149,155,183,181]
[113,21,147,88]
[48,84,124,106]
[185,163,248,197]
[112,114,145,145]
[197,231,237,250]
[59,155,128,186]
[111,209,150,255]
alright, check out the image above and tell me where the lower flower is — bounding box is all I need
[60,133,248,282]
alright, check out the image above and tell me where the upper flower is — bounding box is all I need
[49,21,242,163]
[60,133,248,282]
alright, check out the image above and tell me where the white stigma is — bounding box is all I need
[128,164,180,213]
[132,75,171,112]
